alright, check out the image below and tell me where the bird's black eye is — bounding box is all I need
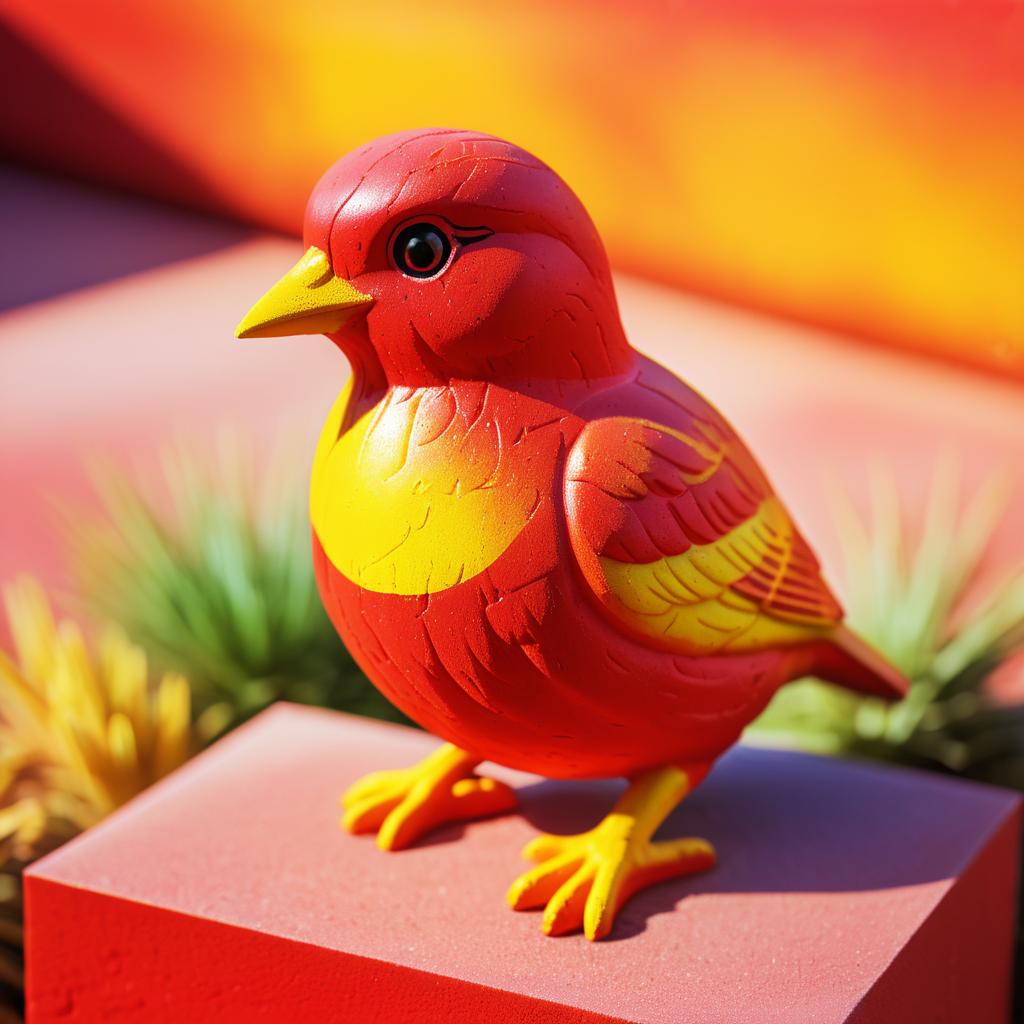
[392,223,452,278]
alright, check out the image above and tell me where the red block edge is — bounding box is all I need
[848,803,1021,1024]
[24,878,622,1024]
[21,704,1023,1023]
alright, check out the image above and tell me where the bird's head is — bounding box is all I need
[236,129,633,389]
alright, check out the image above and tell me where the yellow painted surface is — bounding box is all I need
[310,387,541,595]
[599,497,828,654]
[235,246,373,339]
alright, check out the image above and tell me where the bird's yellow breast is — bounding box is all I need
[310,382,550,596]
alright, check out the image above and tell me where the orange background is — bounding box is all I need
[2,0,1023,378]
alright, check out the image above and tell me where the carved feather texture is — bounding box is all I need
[565,416,843,654]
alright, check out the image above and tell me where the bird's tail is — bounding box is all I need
[813,625,909,701]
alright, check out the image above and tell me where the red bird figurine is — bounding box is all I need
[237,128,907,941]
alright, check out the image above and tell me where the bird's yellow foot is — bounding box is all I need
[507,766,714,940]
[341,743,516,851]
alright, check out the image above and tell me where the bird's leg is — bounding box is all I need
[341,743,516,851]
[507,765,714,940]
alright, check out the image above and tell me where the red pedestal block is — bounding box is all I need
[25,705,1020,1023]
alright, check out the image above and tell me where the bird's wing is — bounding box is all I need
[564,416,843,655]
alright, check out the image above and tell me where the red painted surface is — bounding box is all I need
[301,131,904,789]
[25,705,1020,1023]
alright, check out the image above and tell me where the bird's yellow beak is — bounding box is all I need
[235,246,374,338]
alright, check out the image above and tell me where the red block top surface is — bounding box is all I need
[27,705,1019,1023]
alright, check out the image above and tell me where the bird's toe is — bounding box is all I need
[341,790,404,835]
[507,849,583,911]
[340,753,516,851]
[509,826,715,940]
[542,865,595,936]
[521,832,573,863]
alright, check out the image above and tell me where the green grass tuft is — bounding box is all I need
[64,433,410,737]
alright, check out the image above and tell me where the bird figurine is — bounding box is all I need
[236,128,907,941]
